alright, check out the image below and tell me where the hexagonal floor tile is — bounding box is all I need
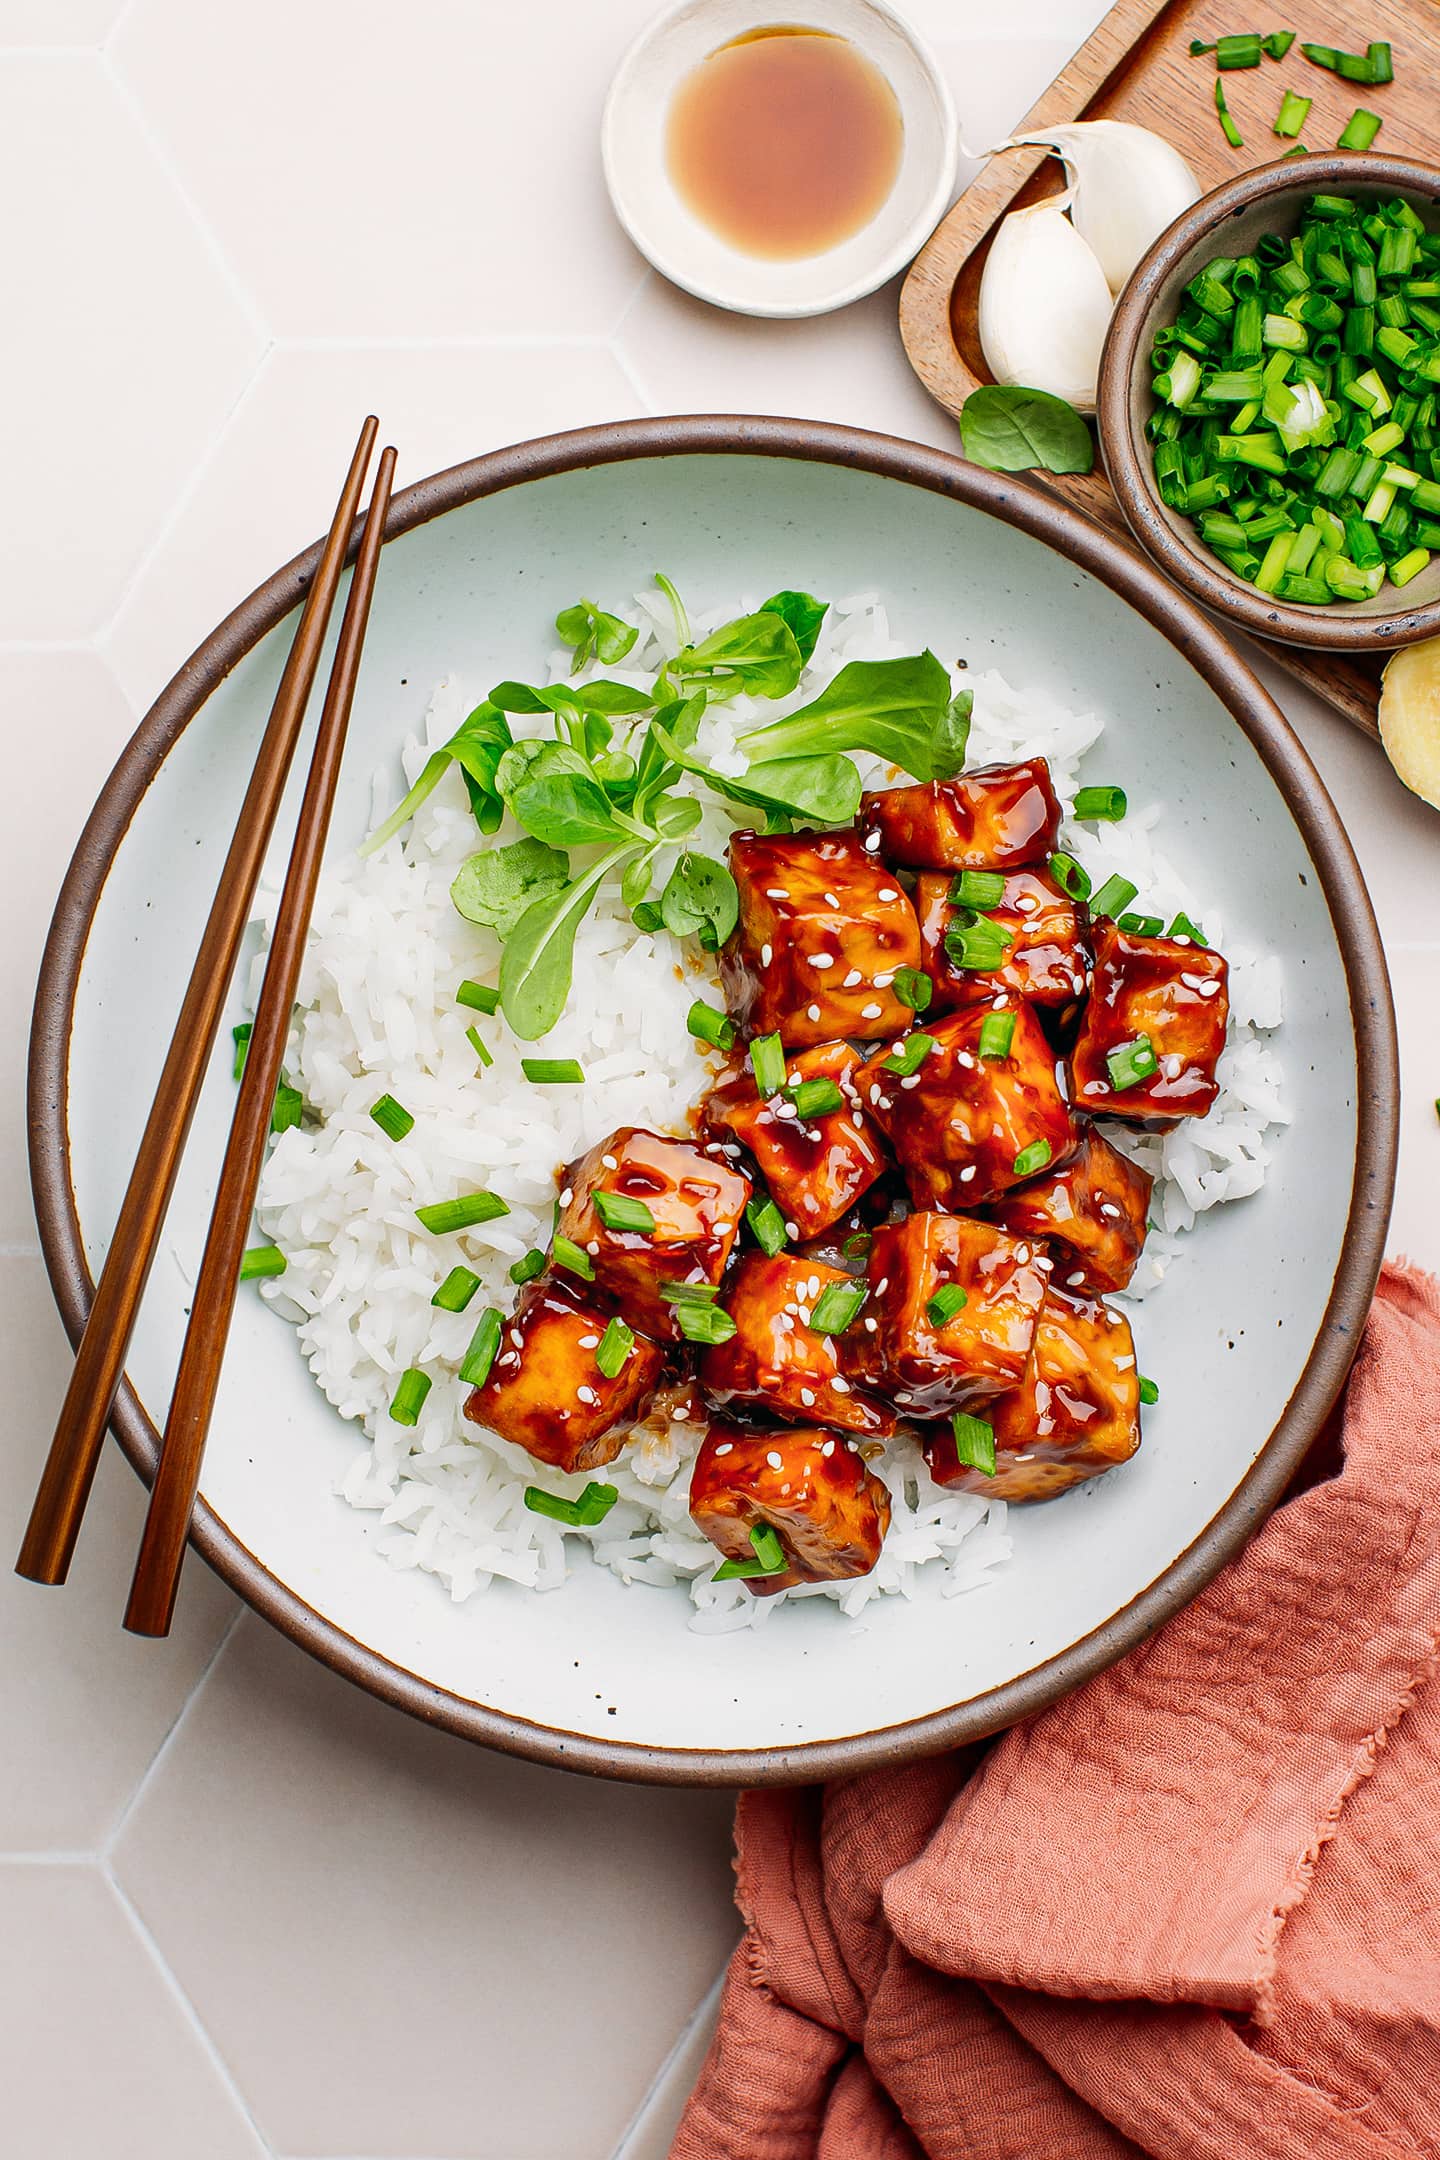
[103,340,644,712]
[112,0,659,339]
[0,651,135,1247]
[0,0,124,38]
[0,1259,238,1851]
[114,1616,740,2159]
[0,58,262,640]
[0,1864,266,2156]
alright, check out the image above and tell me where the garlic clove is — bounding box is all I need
[977,201,1113,413]
[1379,638,1440,810]
[998,122,1202,295]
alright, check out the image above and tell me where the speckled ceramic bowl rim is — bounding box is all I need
[28,415,1397,1785]
[1099,152,1440,653]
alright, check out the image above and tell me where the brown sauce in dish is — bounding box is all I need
[665,26,904,261]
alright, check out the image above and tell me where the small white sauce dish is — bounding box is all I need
[602,0,957,318]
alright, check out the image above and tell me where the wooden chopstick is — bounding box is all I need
[124,444,397,1638]
[17,417,380,1591]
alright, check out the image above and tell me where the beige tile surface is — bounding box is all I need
[0,1864,266,2157]
[113,1617,739,2159]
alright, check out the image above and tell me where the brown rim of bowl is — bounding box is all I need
[28,413,1397,1786]
[1100,151,1440,653]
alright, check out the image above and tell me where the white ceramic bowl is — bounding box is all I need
[30,418,1395,1784]
[602,0,957,316]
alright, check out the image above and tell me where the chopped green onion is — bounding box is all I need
[926,1283,969,1328]
[1012,1139,1053,1178]
[457,979,500,1015]
[714,1521,787,1580]
[661,1279,720,1302]
[1090,874,1139,919]
[789,1076,845,1119]
[459,1308,504,1387]
[1216,32,1261,68]
[1275,91,1311,140]
[389,1368,432,1425]
[1118,911,1165,936]
[893,967,933,1012]
[432,1265,481,1312]
[1301,42,1340,71]
[808,1280,867,1335]
[944,917,1015,972]
[466,1024,493,1070]
[1338,107,1382,153]
[593,1189,657,1234]
[369,1093,414,1141]
[1390,545,1432,586]
[1168,912,1209,945]
[238,1244,286,1281]
[950,869,1005,908]
[1262,29,1295,60]
[750,1030,786,1099]
[953,1412,997,1477]
[841,1230,873,1259]
[595,1317,635,1379]
[415,1191,509,1234]
[631,902,663,932]
[672,1298,736,1346]
[509,1248,547,1285]
[687,999,737,1051]
[1365,40,1393,84]
[1215,77,1244,149]
[271,1084,304,1135]
[881,1033,934,1077]
[232,1022,252,1079]
[525,1481,619,1527]
[1072,785,1127,821]
[746,1195,788,1256]
[1048,850,1092,903]
[1139,1376,1161,1406]
[521,1057,584,1085]
[552,1234,596,1280]
[1106,1037,1160,1091]
[978,1009,1017,1061]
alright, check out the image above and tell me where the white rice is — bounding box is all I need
[248,592,1288,1626]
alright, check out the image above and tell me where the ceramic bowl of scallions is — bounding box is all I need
[1099,152,1440,651]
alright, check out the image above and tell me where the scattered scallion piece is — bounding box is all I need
[746,1195,788,1256]
[1090,874,1139,919]
[1168,911,1209,945]
[1274,90,1311,137]
[841,1230,873,1259]
[1215,77,1244,149]
[687,999,737,1050]
[1106,1036,1160,1090]
[593,1189,657,1234]
[594,1317,634,1379]
[432,1265,481,1312]
[1365,40,1393,85]
[1338,107,1382,152]
[881,1033,934,1077]
[458,1308,504,1386]
[808,1280,868,1335]
[524,1481,618,1527]
[369,1093,414,1141]
[232,1022,252,1079]
[1262,29,1295,60]
[714,1521,787,1580]
[416,1191,509,1234]
[789,1076,845,1119]
[1012,1139,1053,1178]
[977,1009,1017,1061]
[1072,784,1127,821]
[750,1030,787,1099]
[953,1412,997,1477]
[671,1296,736,1345]
[509,1248,547,1285]
[950,868,1006,908]
[944,917,1015,971]
[552,1234,596,1280]
[1390,545,1432,585]
[389,1368,433,1425]
[1118,911,1165,936]
[1139,1376,1161,1406]
[1048,851,1092,903]
[521,1057,585,1085]
[238,1244,286,1281]
[271,1084,304,1135]
[926,1283,969,1328]
[466,1024,493,1069]
[457,979,500,1015]
[893,966,933,1012]
[1216,32,1261,68]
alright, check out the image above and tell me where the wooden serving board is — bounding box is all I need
[899,0,1440,743]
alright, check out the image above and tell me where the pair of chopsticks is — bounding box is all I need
[18,418,397,1636]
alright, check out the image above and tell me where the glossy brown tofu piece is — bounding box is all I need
[858,758,1062,872]
[720,830,922,1048]
[701,1041,889,1238]
[557,1127,750,1342]
[698,1252,895,1437]
[986,1122,1154,1294]
[1069,920,1229,1122]
[915,869,1090,1015]
[863,1003,1077,1210]
[922,1285,1141,1502]
[689,1422,891,1594]
[845,1212,1047,1417]
[462,1277,664,1474]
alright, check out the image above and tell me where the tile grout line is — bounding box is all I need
[608,1960,729,2160]
[0,1849,100,1865]
[101,1603,246,1860]
[276,330,649,352]
[608,337,659,421]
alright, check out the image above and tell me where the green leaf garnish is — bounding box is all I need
[362,701,513,855]
[757,588,828,661]
[450,837,570,936]
[738,652,960,779]
[659,852,739,952]
[959,385,1096,476]
[554,597,639,673]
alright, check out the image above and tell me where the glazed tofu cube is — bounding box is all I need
[698,1252,895,1437]
[720,830,923,1048]
[858,758,1062,872]
[915,868,1090,1015]
[863,1003,1077,1210]
[462,1277,664,1474]
[557,1128,750,1342]
[922,1285,1141,1502]
[701,1041,889,1237]
[987,1121,1154,1294]
[689,1422,891,1594]
[1069,921,1229,1121]
[845,1212,1047,1417]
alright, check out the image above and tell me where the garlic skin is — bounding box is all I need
[978,202,1114,413]
[1000,122,1202,294]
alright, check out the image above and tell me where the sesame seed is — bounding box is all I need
[843,968,863,987]
[587,1239,600,1255]
[807,1004,821,1023]
[808,1276,821,1298]
[1162,1054,1184,1079]
[672,1403,688,1419]
[864,831,882,851]
[869,1085,883,1105]
[860,1002,882,1020]
[959,1166,977,1182]
[900,1074,921,1090]
[714,1441,733,1456]
[509,1328,524,1349]
[780,1482,791,1496]
[1014,1243,1031,1263]
[766,887,789,899]
[873,973,894,989]
[577,1385,597,1404]
[809,953,835,970]
[1014,895,1036,914]
[1084,1081,1104,1096]
[601,1155,617,1171]
[761,943,773,967]
[559,1187,573,1207]
[824,891,841,908]
[1180,972,1205,992]
[498,1351,519,1369]
[1035,1255,1054,1272]
[852,1111,864,1129]
[1067,1269,1085,1287]
[877,887,899,902]
[957,1052,974,1070]
[800,1388,816,1407]
[1099,1201,1122,1219]
[821,1438,836,1456]
[864,1316,878,1332]
[796,1304,812,1325]
[831,1376,851,1394]
[785,1221,800,1238]
[767,1450,784,1469]
[713,1220,732,1235]
[875,1276,889,1295]
[578,1334,600,1349]
[1199,979,1221,997]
